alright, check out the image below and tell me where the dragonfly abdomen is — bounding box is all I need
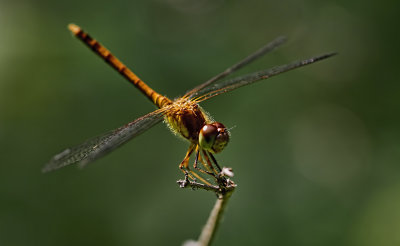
[68,24,172,108]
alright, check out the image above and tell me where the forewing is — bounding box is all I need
[185,36,287,98]
[194,53,337,100]
[42,110,164,172]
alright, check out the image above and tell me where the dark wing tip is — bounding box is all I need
[41,148,73,173]
[314,52,338,61]
[301,52,338,66]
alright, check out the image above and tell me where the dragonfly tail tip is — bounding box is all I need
[68,23,81,35]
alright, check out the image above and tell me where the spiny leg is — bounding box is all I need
[198,151,213,173]
[179,144,195,177]
[207,151,223,173]
[202,150,219,175]
[193,145,215,177]
[179,144,212,186]
[207,151,228,185]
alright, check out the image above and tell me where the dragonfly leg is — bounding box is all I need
[202,150,219,175]
[206,151,228,186]
[198,152,213,173]
[179,144,211,186]
[194,145,215,177]
[179,144,195,170]
[208,152,223,172]
[179,144,195,178]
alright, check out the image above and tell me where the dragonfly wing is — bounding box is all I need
[194,52,337,100]
[185,36,287,98]
[42,110,164,173]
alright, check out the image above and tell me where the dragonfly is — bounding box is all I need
[43,24,336,185]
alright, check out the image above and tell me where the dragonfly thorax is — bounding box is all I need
[164,98,229,153]
[164,98,209,142]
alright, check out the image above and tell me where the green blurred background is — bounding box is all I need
[1,0,399,245]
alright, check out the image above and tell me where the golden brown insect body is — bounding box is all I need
[43,24,335,185]
[165,98,210,142]
[68,24,229,184]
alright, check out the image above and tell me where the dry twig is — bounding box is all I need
[178,169,236,246]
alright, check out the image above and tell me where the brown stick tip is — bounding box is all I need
[68,23,81,35]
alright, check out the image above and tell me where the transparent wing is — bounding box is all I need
[42,110,164,172]
[193,52,337,101]
[185,36,287,98]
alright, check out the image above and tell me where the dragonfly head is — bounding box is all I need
[199,122,229,153]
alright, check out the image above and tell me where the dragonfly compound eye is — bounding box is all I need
[199,122,229,153]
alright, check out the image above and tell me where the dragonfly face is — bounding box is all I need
[199,122,229,154]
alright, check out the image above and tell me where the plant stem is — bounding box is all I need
[196,190,234,246]
[179,173,236,246]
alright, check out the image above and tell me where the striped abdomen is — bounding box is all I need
[68,24,171,109]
